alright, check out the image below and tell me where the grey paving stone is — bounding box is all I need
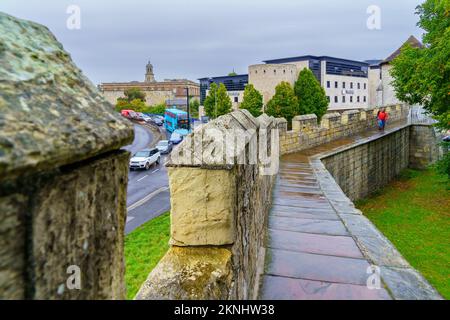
[268,229,364,258]
[260,275,392,300]
[269,216,349,236]
[265,248,370,285]
[380,266,443,300]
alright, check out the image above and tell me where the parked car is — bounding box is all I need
[142,115,152,123]
[129,148,160,170]
[169,132,183,144]
[152,116,163,126]
[156,140,172,154]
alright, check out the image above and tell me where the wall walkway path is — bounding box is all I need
[259,120,442,300]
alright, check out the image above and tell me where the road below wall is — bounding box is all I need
[123,123,170,234]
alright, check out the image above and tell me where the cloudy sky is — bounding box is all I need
[0,0,424,85]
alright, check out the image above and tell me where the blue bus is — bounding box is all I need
[164,108,189,133]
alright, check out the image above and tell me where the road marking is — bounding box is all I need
[127,186,169,212]
[126,216,135,223]
[137,175,148,182]
[152,169,160,174]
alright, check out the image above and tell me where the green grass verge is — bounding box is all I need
[356,168,450,299]
[124,212,170,300]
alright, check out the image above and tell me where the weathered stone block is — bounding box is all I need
[169,167,236,246]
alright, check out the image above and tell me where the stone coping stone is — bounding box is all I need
[305,124,443,300]
[0,13,134,178]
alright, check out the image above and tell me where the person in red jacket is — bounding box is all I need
[377,108,388,131]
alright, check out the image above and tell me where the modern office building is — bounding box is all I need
[249,56,370,110]
[199,74,249,109]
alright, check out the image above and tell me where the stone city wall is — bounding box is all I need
[409,125,440,170]
[0,12,133,299]
[280,104,410,155]
[136,110,280,300]
[320,126,411,201]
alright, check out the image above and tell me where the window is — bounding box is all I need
[274,69,276,74]
[342,96,346,103]
[350,82,353,89]
[283,70,286,74]
[364,83,367,90]
[327,81,330,88]
[357,83,361,89]
[263,70,266,74]
[363,96,367,102]
[234,97,238,103]
[343,82,346,89]
[334,96,338,103]
[255,70,257,74]
[350,96,353,103]
[357,96,360,103]
[327,96,330,102]
[335,81,338,88]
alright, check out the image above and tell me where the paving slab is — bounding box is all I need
[269,216,349,236]
[268,229,364,258]
[261,275,392,300]
[265,248,370,285]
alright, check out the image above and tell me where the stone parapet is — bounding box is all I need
[137,109,278,300]
[280,104,410,155]
[0,13,133,299]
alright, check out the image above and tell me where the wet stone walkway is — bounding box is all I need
[259,123,409,300]
[260,155,391,299]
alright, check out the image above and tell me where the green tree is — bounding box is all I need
[203,83,232,118]
[228,71,238,76]
[129,99,147,113]
[203,82,218,118]
[390,0,449,130]
[216,83,232,117]
[189,98,200,118]
[145,103,166,115]
[124,87,146,102]
[294,68,328,121]
[265,82,298,125]
[240,84,263,117]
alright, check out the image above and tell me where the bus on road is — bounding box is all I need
[164,108,189,133]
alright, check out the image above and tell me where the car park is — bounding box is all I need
[129,148,161,170]
[156,140,173,154]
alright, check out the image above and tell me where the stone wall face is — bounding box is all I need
[409,125,440,169]
[321,127,410,201]
[280,104,410,155]
[0,13,133,299]
[136,110,278,300]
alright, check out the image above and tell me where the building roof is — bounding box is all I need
[198,74,248,81]
[99,79,199,88]
[380,35,423,65]
[165,108,187,115]
[263,55,369,66]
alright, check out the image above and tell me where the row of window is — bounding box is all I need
[326,81,366,90]
[327,95,367,103]
[254,69,294,75]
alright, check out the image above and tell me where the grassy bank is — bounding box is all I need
[124,212,170,299]
[356,168,450,299]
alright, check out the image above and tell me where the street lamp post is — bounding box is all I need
[185,87,191,131]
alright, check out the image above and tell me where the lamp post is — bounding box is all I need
[185,87,191,131]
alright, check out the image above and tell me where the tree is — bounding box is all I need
[124,87,146,102]
[190,98,200,119]
[203,83,232,118]
[265,82,298,125]
[390,0,449,130]
[145,103,166,115]
[228,71,238,76]
[216,83,232,117]
[240,84,263,117]
[294,68,329,121]
[129,99,147,113]
[203,83,217,118]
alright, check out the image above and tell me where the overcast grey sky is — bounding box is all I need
[0,0,424,84]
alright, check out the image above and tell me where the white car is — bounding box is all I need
[156,140,172,154]
[129,148,160,170]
